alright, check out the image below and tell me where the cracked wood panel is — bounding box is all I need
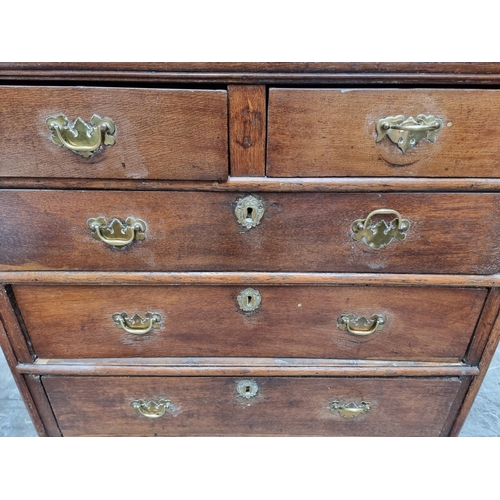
[267,89,500,178]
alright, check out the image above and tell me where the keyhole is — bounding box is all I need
[237,379,258,398]
[247,295,254,306]
[245,207,254,221]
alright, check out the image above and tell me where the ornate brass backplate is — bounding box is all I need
[376,114,443,153]
[237,287,262,312]
[236,379,259,399]
[330,400,371,419]
[337,313,386,336]
[112,312,162,335]
[351,209,410,250]
[46,114,116,157]
[131,399,174,418]
[235,195,265,229]
[87,217,146,248]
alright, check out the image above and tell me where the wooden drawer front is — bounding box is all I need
[15,285,486,361]
[0,86,228,180]
[42,376,462,436]
[1,190,500,274]
[267,89,500,178]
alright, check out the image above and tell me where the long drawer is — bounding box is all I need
[14,285,486,361]
[0,86,228,180]
[267,88,500,177]
[42,376,462,436]
[1,190,499,274]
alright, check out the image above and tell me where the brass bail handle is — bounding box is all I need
[330,400,371,419]
[337,313,387,336]
[362,208,403,231]
[53,121,107,153]
[131,399,174,418]
[382,120,441,132]
[112,312,162,335]
[87,217,146,248]
[352,208,410,250]
[94,226,134,247]
[376,115,444,154]
[46,114,116,158]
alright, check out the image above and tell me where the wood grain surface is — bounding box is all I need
[13,285,486,361]
[229,85,266,176]
[41,375,462,436]
[268,89,500,178]
[0,190,499,274]
[0,86,228,180]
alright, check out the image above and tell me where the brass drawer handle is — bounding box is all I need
[112,312,162,335]
[330,400,371,419]
[352,208,410,249]
[131,399,174,418]
[376,114,443,153]
[87,217,146,248]
[337,313,386,336]
[46,114,116,158]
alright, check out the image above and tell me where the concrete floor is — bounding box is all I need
[1,346,499,436]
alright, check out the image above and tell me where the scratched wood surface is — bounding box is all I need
[267,89,500,177]
[0,86,228,180]
[13,285,486,361]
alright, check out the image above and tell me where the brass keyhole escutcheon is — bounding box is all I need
[235,195,264,229]
[237,288,262,312]
[237,379,259,399]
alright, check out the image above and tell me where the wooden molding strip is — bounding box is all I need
[18,358,479,377]
[3,70,500,85]
[3,63,500,73]
[0,271,499,286]
[2,177,500,192]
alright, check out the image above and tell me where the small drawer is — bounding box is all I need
[267,88,500,178]
[0,86,228,181]
[1,190,500,274]
[14,285,486,361]
[41,376,462,436]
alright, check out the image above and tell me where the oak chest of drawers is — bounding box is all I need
[1,63,500,436]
